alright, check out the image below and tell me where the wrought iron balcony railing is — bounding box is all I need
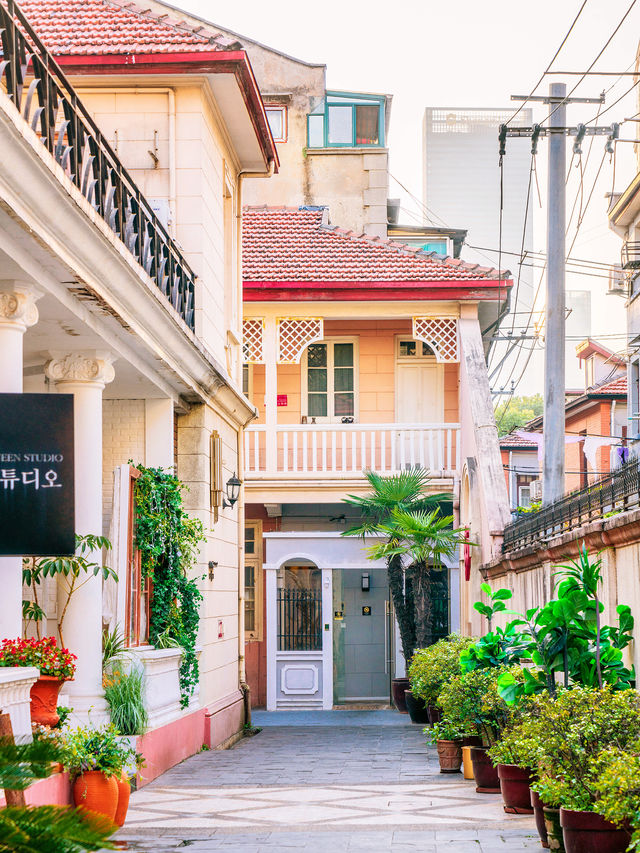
[621,241,640,270]
[502,456,640,553]
[0,0,195,330]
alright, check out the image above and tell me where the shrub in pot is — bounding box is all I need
[593,745,640,852]
[429,720,465,773]
[0,637,76,727]
[407,634,476,724]
[64,723,142,824]
[530,687,640,853]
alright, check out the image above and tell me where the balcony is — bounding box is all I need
[0,0,195,330]
[244,422,460,484]
[621,241,640,270]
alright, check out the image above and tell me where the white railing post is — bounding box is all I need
[264,316,278,475]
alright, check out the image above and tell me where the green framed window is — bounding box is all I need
[307,91,386,149]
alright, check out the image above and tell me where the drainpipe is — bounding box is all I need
[75,87,177,236]
[611,400,617,469]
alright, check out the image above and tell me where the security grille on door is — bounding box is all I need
[278,318,324,364]
[243,318,264,364]
[412,317,459,363]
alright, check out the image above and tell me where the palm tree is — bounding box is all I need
[342,468,455,664]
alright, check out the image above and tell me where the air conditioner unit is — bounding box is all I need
[530,479,543,501]
[608,265,628,297]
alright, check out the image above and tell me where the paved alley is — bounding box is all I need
[116,711,539,852]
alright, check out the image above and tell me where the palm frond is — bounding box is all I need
[0,805,116,853]
[0,740,65,791]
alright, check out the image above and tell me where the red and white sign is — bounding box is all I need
[217,619,224,639]
[277,394,288,407]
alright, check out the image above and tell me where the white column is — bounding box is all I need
[0,283,40,639]
[45,352,115,716]
[144,399,174,468]
[265,566,277,711]
[321,568,333,710]
[263,317,278,475]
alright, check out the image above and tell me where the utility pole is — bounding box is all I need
[500,84,618,505]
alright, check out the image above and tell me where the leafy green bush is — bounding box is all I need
[429,720,466,744]
[593,745,640,846]
[527,686,640,811]
[63,723,141,779]
[103,667,148,736]
[407,634,476,706]
[438,666,519,746]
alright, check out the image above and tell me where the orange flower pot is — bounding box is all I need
[30,675,64,727]
[73,771,119,823]
[114,772,131,827]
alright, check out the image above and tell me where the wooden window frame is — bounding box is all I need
[265,105,288,143]
[244,520,263,642]
[125,465,151,648]
[300,337,359,424]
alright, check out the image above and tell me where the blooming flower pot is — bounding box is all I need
[436,739,463,773]
[426,705,442,725]
[114,772,131,827]
[497,764,534,814]
[543,806,565,852]
[404,690,429,724]
[73,771,119,823]
[469,746,501,793]
[30,675,65,727]
[560,808,631,853]
[530,789,549,848]
[391,677,410,712]
[461,745,475,780]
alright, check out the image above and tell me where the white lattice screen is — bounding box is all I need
[243,318,264,364]
[278,318,324,364]
[412,317,459,362]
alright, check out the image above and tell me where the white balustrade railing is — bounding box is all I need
[244,423,460,478]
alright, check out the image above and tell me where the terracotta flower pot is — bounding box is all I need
[404,690,430,724]
[560,808,631,853]
[530,789,549,849]
[391,677,410,712]
[543,806,566,852]
[436,739,463,773]
[426,705,442,725]
[469,746,501,793]
[73,771,119,823]
[497,764,534,814]
[30,675,64,727]
[114,772,131,827]
[461,745,475,780]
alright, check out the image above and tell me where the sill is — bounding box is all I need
[306,147,388,155]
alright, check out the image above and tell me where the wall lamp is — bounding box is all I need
[223,472,242,508]
[361,572,370,592]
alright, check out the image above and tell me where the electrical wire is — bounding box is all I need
[509,154,535,336]
[505,0,590,126]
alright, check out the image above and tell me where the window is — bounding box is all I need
[126,466,150,647]
[244,521,263,641]
[585,356,595,389]
[397,339,435,359]
[242,363,252,398]
[307,91,385,149]
[303,340,357,422]
[265,106,287,143]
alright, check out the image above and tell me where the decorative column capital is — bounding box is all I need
[0,284,40,332]
[45,352,115,388]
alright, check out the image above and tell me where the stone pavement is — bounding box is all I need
[115,711,540,852]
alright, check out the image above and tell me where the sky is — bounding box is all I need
[179,0,639,389]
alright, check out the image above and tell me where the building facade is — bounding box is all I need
[1,0,276,781]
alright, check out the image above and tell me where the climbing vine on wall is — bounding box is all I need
[133,464,206,707]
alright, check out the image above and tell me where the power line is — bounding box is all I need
[505,0,590,126]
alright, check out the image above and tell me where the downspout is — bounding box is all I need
[611,399,617,469]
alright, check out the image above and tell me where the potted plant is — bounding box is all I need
[438,667,517,794]
[593,746,640,852]
[64,723,141,824]
[0,637,76,727]
[488,715,542,816]
[429,721,465,773]
[407,634,476,725]
[529,687,640,853]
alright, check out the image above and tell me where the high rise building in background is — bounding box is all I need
[423,107,543,391]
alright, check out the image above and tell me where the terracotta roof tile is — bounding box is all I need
[242,206,510,282]
[588,375,627,396]
[18,0,239,55]
[500,432,540,449]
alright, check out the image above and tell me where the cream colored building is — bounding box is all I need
[0,0,276,778]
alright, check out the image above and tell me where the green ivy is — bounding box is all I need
[133,464,206,707]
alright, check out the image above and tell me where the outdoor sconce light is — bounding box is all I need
[361,572,370,592]
[208,560,218,581]
[223,472,242,508]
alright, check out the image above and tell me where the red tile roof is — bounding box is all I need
[242,207,510,282]
[19,0,240,55]
[588,375,627,396]
[500,432,540,449]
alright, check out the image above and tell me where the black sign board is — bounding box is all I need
[362,606,372,616]
[0,394,75,556]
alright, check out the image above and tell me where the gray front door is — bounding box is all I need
[333,568,389,703]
